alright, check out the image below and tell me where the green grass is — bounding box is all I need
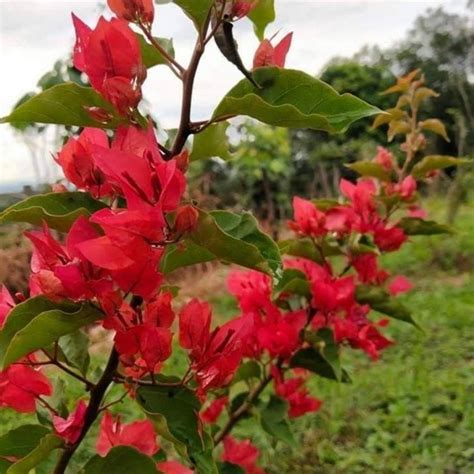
[0,197,473,472]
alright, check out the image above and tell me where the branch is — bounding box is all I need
[212,371,273,446]
[41,350,94,391]
[53,296,143,473]
[53,348,119,474]
[171,14,212,156]
[138,23,185,79]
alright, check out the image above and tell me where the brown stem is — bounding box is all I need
[53,296,143,473]
[53,348,119,474]
[138,23,184,78]
[171,15,212,156]
[213,371,273,446]
[41,350,94,391]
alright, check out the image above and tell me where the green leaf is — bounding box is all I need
[187,209,281,277]
[233,360,261,384]
[136,384,217,472]
[356,285,420,328]
[191,122,233,161]
[173,0,213,31]
[274,269,311,298]
[0,458,12,473]
[138,34,175,68]
[411,155,466,178]
[279,238,342,264]
[0,297,72,366]
[0,192,106,232]
[218,462,246,474]
[7,434,63,474]
[211,211,281,275]
[419,119,450,141]
[260,395,296,446]
[1,82,124,128]
[160,241,215,274]
[57,330,90,376]
[346,161,391,181]
[290,333,350,383]
[0,297,102,369]
[247,0,275,39]
[397,217,454,236]
[213,68,381,134]
[0,425,49,459]
[83,446,157,474]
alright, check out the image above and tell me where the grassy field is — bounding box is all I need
[0,198,473,473]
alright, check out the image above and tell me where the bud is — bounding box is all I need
[108,0,154,25]
[175,149,189,172]
[52,183,68,193]
[231,0,257,20]
[174,205,199,234]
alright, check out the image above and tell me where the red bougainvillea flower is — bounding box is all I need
[108,0,154,25]
[273,370,322,418]
[231,0,257,20]
[395,175,417,200]
[227,270,278,320]
[374,146,394,171]
[90,125,186,212]
[333,312,393,361]
[257,311,306,358]
[53,400,87,444]
[0,285,14,328]
[115,324,172,372]
[174,205,199,234]
[179,299,212,360]
[96,411,159,456]
[373,225,407,252]
[26,218,111,302]
[339,178,379,233]
[157,461,194,474]
[222,436,265,474]
[110,292,174,372]
[351,253,389,285]
[253,32,293,69]
[388,275,413,296]
[55,128,112,198]
[0,364,52,413]
[201,396,229,424]
[408,205,428,219]
[72,15,145,115]
[179,300,252,392]
[289,196,327,237]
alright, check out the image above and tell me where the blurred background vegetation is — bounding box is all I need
[0,3,473,473]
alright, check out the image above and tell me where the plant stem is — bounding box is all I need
[171,15,212,155]
[213,372,273,446]
[53,295,143,473]
[41,350,94,391]
[138,23,184,79]
[53,348,119,474]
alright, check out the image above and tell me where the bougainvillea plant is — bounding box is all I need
[0,1,462,473]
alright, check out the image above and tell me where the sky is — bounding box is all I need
[0,0,468,190]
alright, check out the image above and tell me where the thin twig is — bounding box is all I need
[138,23,185,79]
[171,13,212,155]
[53,296,143,474]
[41,349,94,391]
